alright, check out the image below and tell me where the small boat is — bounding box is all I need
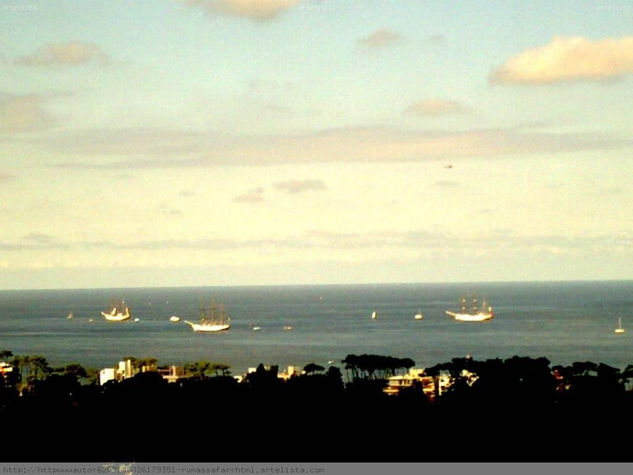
[101,299,131,322]
[184,300,231,333]
[614,318,626,334]
[169,315,181,323]
[283,325,294,331]
[414,309,423,320]
[371,309,377,320]
[446,294,494,322]
[252,326,261,332]
[134,318,140,322]
[66,312,74,320]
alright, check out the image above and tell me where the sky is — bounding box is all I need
[1,0,632,289]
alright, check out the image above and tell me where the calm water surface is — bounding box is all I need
[0,281,631,375]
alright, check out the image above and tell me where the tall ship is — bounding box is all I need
[446,294,494,322]
[185,300,231,333]
[101,299,131,322]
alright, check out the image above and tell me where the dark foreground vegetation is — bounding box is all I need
[1,350,633,462]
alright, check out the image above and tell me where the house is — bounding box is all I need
[99,358,186,385]
[383,368,470,401]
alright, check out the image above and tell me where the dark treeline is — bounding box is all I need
[1,350,633,462]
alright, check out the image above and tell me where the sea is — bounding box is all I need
[0,281,632,376]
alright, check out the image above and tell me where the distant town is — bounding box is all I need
[2,350,633,462]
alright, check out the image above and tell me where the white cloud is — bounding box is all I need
[403,99,470,117]
[14,41,110,66]
[234,187,265,203]
[0,172,15,184]
[180,0,299,20]
[490,36,633,84]
[22,233,55,243]
[357,29,403,49]
[434,180,460,188]
[43,125,632,168]
[0,94,53,133]
[273,180,326,194]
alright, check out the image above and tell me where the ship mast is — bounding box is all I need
[209,299,217,323]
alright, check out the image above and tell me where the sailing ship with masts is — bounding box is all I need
[446,293,494,322]
[101,299,132,322]
[184,299,231,333]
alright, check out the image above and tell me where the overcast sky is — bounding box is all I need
[1,0,632,289]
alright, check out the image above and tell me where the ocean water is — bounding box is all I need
[0,281,632,376]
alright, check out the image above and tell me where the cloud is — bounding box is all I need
[428,34,445,44]
[0,173,15,184]
[22,233,55,243]
[357,29,403,49]
[1,230,629,257]
[180,0,299,20]
[14,41,110,66]
[434,180,460,188]
[490,36,633,84]
[158,204,183,217]
[273,180,326,194]
[403,99,470,117]
[43,124,632,169]
[234,187,265,203]
[0,233,65,251]
[44,127,217,157]
[0,94,53,133]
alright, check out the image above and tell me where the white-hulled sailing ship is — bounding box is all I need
[101,299,131,322]
[614,318,626,334]
[184,300,231,333]
[446,294,494,322]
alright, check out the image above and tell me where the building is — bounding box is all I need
[277,365,302,380]
[99,358,186,385]
[383,368,476,401]
[155,365,186,383]
[383,368,437,398]
[0,361,14,377]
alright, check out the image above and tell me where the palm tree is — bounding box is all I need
[63,363,88,379]
[185,360,213,379]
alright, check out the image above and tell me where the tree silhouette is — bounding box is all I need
[184,360,214,379]
[304,363,325,374]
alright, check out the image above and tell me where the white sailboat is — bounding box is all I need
[66,312,74,320]
[414,309,424,320]
[101,299,131,322]
[614,318,626,334]
[371,309,378,320]
[446,294,494,322]
[184,300,230,333]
